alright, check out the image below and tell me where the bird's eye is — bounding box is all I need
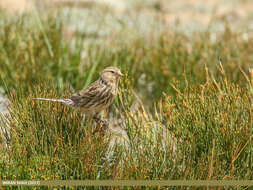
[110,71,115,74]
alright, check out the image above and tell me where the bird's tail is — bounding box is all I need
[33,98,74,106]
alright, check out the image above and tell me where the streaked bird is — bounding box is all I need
[34,66,123,125]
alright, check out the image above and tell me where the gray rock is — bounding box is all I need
[0,93,11,148]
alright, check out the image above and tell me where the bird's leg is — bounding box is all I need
[93,114,108,126]
[92,114,108,136]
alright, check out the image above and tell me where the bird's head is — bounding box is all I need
[100,66,124,85]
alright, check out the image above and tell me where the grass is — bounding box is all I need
[0,12,252,186]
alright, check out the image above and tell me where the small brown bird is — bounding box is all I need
[34,66,123,125]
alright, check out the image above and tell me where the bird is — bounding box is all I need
[33,66,124,126]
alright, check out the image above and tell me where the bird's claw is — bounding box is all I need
[99,119,108,126]
[93,116,108,127]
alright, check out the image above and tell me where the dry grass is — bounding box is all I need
[0,13,252,184]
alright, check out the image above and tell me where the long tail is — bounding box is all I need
[33,98,74,106]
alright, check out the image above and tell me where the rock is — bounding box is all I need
[46,0,128,10]
[0,93,11,148]
[107,118,129,150]
[0,0,35,15]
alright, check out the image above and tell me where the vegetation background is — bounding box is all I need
[0,0,252,188]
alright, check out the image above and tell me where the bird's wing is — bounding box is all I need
[70,81,103,108]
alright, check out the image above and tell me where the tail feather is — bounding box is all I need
[33,98,74,106]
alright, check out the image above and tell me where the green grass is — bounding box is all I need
[0,13,252,185]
